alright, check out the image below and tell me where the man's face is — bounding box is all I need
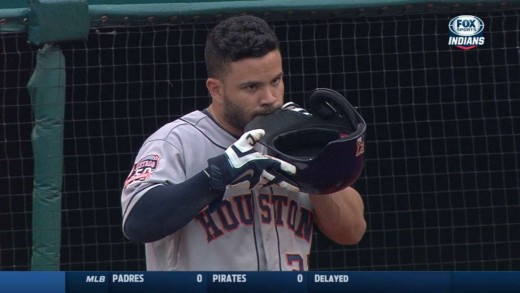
[218,50,285,131]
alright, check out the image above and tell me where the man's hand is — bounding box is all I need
[206,129,298,192]
[281,101,311,115]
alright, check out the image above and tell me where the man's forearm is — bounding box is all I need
[311,186,366,245]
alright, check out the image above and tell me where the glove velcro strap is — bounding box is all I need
[206,155,228,192]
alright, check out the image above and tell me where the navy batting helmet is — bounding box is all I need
[245,88,366,195]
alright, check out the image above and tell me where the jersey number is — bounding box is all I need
[286,254,304,271]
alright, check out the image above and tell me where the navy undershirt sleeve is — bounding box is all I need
[124,171,224,243]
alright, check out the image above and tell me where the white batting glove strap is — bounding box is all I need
[260,169,299,192]
[229,169,299,192]
[266,155,297,174]
[261,155,299,192]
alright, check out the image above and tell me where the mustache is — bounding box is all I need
[255,105,281,116]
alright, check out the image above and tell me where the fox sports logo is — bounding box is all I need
[448,15,485,50]
[449,15,484,36]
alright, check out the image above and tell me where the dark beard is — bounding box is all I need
[222,97,249,130]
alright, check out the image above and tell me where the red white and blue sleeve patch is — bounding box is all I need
[124,154,161,189]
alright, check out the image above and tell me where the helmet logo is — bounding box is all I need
[356,137,365,157]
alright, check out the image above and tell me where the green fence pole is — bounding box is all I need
[27,44,66,270]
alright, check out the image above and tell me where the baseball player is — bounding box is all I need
[121,15,366,271]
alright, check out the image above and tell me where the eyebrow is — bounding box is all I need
[273,72,284,80]
[238,72,284,88]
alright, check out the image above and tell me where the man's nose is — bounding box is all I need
[260,88,277,105]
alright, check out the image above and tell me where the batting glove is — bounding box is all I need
[206,129,298,192]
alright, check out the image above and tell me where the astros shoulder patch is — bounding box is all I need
[124,154,160,189]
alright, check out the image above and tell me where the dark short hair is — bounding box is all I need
[205,15,280,78]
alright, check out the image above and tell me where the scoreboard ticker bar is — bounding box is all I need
[1,271,519,293]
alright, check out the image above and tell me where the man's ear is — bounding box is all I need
[206,78,223,102]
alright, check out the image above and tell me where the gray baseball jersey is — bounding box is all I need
[122,110,314,271]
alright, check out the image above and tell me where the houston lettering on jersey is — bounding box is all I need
[195,193,314,243]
